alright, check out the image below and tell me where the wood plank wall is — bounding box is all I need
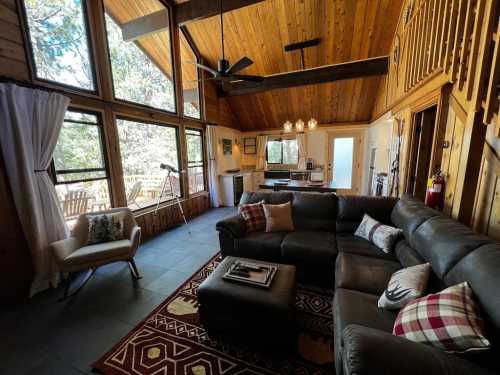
[0,0,29,79]
[374,0,500,235]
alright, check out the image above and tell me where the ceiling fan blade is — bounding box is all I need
[187,77,216,83]
[226,57,254,74]
[187,61,219,77]
[229,74,264,83]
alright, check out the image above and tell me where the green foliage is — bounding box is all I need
[25,0,94,89]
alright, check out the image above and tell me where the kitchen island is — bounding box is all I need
[259,179,337,193]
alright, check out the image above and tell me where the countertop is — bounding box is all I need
[259,179,336,192]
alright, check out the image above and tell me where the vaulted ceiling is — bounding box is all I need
[182,0,404,130]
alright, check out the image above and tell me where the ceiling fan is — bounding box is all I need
[190,0,264,84]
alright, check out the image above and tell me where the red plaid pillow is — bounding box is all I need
[393,282,490,353]
[239,201,266,232]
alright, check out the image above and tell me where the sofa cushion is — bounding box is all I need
[391,197,440,241]
[445,244,500,332]
[411,216,492,278]
[240,191,293,205]
[63,239,133,267]
[337,195,398,233]
[334,288,398,373]
[336,233,397,261]
[235,231,287,261]
[335,253,401,295]
[394,239,425,267]
[291,192,337,231]
[281,230,337,264]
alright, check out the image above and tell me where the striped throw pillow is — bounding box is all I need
[393,282,490,353]
[354,214,402,253]
[239,200,266,232]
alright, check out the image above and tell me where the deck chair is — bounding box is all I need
[127,181,142,208]
[63,190,90,219]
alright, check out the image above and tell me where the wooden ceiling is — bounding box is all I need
[182,0,404,130]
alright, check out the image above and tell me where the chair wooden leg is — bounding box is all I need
[128,258,142,280]
[58,268,96,302]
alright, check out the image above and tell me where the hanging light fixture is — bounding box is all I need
[295,119,305,132]
[283,120,293,133]
[308,118,318,130]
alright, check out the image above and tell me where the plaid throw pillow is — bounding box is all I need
[393,282,490,353]
[239,201,266,232]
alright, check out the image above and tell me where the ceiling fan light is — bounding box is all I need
[308,118,318,130]
[295,119,305,132]
[283,120,293,133]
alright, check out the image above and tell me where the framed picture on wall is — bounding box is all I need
[243,137,257,154]
[223,139,232,155]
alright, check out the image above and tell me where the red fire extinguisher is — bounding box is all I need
[425,170,445,210]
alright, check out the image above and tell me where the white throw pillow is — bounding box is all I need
[378,263,431,310]
[354,214,403,253]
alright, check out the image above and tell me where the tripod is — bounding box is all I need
[154,167,191,235]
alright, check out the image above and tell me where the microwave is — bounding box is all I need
[310,171,324,182]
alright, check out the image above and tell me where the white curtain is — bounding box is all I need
[207,125,221,207]
[256,135,268,170]
[297,133,307,170]
[0,83,70,296]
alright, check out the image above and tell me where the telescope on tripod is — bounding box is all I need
[153,163,190,235]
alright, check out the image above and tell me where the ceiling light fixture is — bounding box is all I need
[295,119,304,132]
[282,118,317,132]
[283,120,293,133]
[307,118,318,130]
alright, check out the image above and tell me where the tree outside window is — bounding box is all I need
[23,0,95,90]
[266,138,298,165]
[185,129,205,194]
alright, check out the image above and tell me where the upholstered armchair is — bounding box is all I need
[50,207,141,300]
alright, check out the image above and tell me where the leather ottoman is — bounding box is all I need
[197,256,297,349]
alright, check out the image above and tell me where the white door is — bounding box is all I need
[327,131,364,195]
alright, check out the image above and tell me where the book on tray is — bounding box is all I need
[223,260,277,288]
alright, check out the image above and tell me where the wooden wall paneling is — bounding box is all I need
[483,4,500,124]
[473,143,500,239]
[0,0,29,80]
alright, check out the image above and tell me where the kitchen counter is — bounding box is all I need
[259,179,336,193]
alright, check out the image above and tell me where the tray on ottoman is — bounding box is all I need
[197,256,297,348]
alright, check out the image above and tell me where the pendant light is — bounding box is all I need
[308,118,318,130]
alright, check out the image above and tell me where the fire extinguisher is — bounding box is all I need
[425,169,445,210]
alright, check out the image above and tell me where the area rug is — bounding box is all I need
[92,254,335,374]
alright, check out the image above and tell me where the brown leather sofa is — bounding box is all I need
[217,192,500,375]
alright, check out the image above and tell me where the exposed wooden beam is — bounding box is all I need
[122,10,169,41]
[174,0,266,26]
[221,56,389,97]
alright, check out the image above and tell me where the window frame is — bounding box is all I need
[19,0,100,95]
[180,27,203,120]
[51,107,112,199]
[115,115,184,211]
[101,1,178,116]
[185,127,206,194]
[266,137,298,165]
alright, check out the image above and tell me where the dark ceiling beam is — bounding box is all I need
[174,0,266,26]
[122,10,169,41]
[220,56,389,97]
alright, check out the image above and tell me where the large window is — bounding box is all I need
[180,30,201,119]
[53,110,111,224]
[117,118,181,210]
[23,0,96,91]
[103,0,176,112]
[266,138,298,165]
[185,129,205,194]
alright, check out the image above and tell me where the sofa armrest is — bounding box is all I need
[216,215,246,238]
[130,225,141,254]
[50,237,82,265]
[342,325,495,375]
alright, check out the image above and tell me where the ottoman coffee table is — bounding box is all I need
[197,256,297,349]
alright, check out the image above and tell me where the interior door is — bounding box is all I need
[327,131,364,195]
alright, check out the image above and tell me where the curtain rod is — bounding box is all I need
[0,76,68,96]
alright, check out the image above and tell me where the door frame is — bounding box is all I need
[326,129,366,195]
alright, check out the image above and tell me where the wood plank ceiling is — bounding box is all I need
[181,0,404,130]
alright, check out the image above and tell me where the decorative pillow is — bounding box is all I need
[87,212,125,245]
[354,214,403,252]
[262,201,294,232]
[239,200,266,232]
[378,263,431,309]
[393,282,490,353]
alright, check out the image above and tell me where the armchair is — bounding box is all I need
[50,207,142,300]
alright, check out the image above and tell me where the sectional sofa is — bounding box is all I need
[216,191,500,374]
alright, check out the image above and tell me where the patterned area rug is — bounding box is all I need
[93,254,335,374]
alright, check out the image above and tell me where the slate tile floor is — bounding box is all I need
[0,207,236,375]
